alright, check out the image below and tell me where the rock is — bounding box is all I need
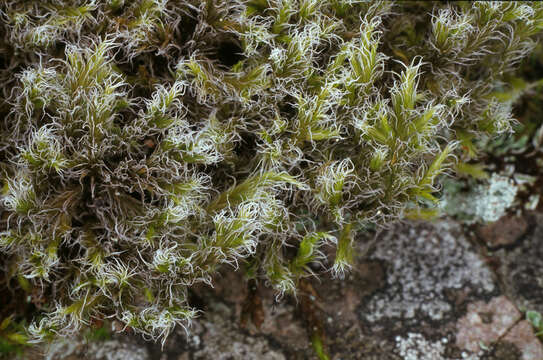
[193,317,286,360]
[44,338,150,360]
[38,216,543,360]
[484,342,522,360]
[502,320,543,360]
[476,215,528,249]
[455,296,521,353]
[361,221,496,325]
[497,212,543,314]
[259,299,309,351]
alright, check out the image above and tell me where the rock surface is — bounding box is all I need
[475,215,529,249]
[496,212,543,315]
[37,215,543,360]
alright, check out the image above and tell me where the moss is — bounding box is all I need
[0,0,542,345]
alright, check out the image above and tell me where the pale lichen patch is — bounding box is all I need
[362,221,495,323]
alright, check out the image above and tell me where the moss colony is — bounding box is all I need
[0,0,542,344]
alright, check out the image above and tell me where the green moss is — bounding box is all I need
[0,317,29,359]
[0,0,542,346]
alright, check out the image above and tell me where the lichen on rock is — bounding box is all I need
[362,221,495,324]
[440,174,518,224]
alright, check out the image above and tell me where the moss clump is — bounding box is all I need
[0,0,542,344]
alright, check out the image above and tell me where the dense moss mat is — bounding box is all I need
[0,0,542,346]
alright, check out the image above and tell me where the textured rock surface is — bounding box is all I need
[476,215,529,249]
[496,212,543,314]
[503,321,543,360]
[35,216,543,359]
[43,339,150,360]
[362,221,496,324]
[455,296,521,353]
